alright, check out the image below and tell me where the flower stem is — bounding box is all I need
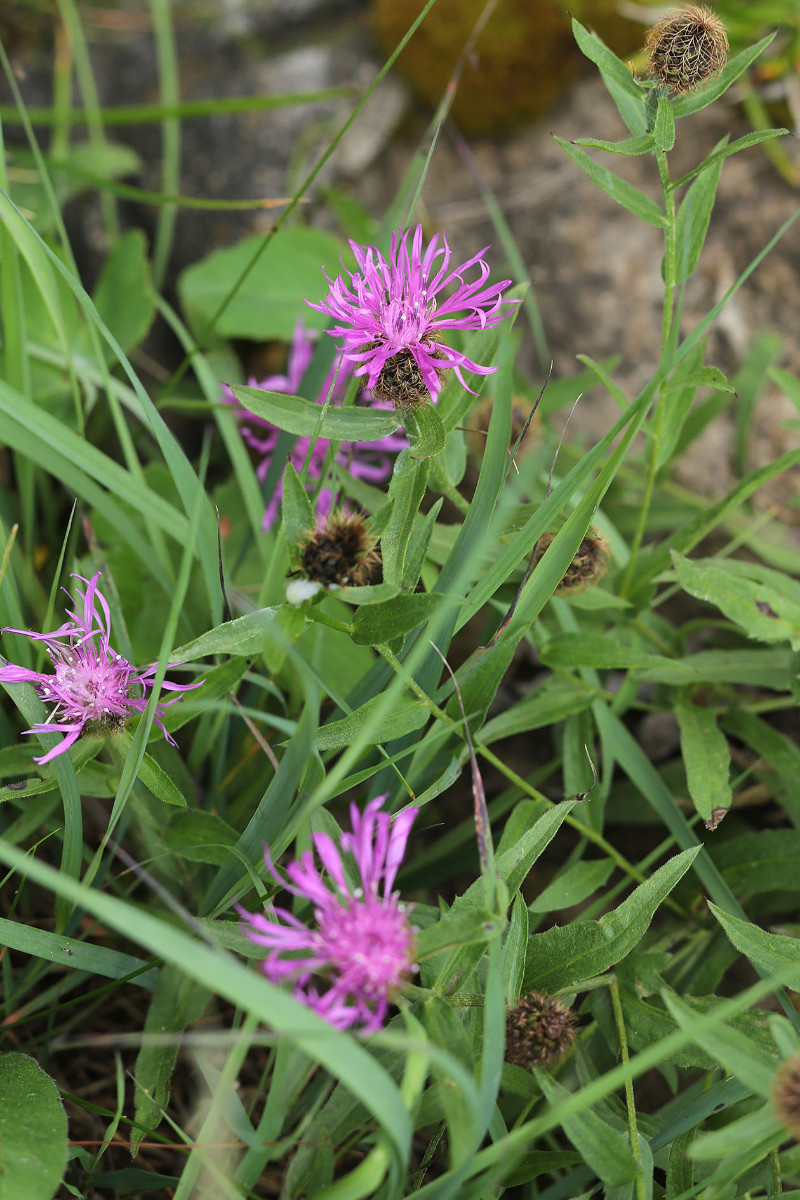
[621,148,676,598]
[609,974,648,1200]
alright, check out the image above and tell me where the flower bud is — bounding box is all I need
[505,993,577,1070]
[533,530,609,595]
[297,511,382,589]
[645,5,728,96]
[772,1053,800,1138]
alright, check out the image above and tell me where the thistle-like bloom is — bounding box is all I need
[240,796,418,1032]
[306,224,518,406]
[223,322,406,529]
[0,573,201,765]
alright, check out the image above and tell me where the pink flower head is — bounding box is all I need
[239,796,419,1032]
[0,573,202,764]
[222,322,406,530]
[306,224,519,403]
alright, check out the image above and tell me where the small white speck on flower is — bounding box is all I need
[286,578,324,607]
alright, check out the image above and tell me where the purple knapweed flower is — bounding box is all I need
[0,573,201,765]
[239,795,418,1032]
[306,224,519,406]
[222,323,406,529]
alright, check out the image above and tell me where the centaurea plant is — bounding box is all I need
[239,796,418,1032]
[0,573,201,764]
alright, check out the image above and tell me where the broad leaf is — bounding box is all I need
[524,849,699,991]
[178,227,345,340]
[0,1053,67,1200]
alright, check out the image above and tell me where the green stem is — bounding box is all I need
[149,0,180,290]
[609,974,647,1200]
[621,148,676,597]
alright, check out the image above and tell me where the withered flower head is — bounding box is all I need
[772,1053,800,1138]
[505,993,577,1070]
[645,5,728,96]
[298,511,382,589]
[533,530,609,595]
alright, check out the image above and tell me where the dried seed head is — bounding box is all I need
[773,1054,800,1138]
[374,346,444,413]
[298,511,382,588]
[505,993,577,1070]
[533,530,610,595]
[645,5,728,95]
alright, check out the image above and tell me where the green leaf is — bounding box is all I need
[133,966,212,1148]
[662,366,735,396]
[402,498,442,591]
[0,1053,67,1200]
[690,1102,779,1161]
[429,804,573,993]
[315,693,428,751]
[421,996,480,1167]
[675,698,731,825]
[535,1071,640,1187]
[162,656,249,734]
[653,96,676,152]
[671,33,777,119]
[524,849,699,991]
[91,229,154,354]
[171,608,280,660]
[480,676,594,744]
[229,385,401,442]
[281,460,315,554]
[570,18,648,136]
[571,134,656,156]
[673,129,789,190]
[0,916,157,987]
[177,227,345,340]
[672,552,800,649]
[540,634,678,673]
[416,908,499,960]
[502,895,529,1003]
[632,447,800,595]
[710,903,800,989]
[351,592,446,646]
[0,380,187,543]
[721,709,800,824]
[380,450,430,589]
[529,858,614,914]
[656,338,709,468]
[404,404,447,459]
[554,137,666,228]
[162,810,239,865]
[69,140,141,180]
[675,143,725,285]
[640,648,790,690]
[132,749,188,808]
[661,990,778,1097]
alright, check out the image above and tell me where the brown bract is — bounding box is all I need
[374,346,443,413]
[645,5,728,96]
[533,530,610,595]
[773,1053,800,1138]
[505,993,577,1070]
[299,511,382,588]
